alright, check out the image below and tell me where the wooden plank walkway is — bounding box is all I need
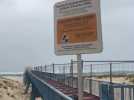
[47,80,100,100]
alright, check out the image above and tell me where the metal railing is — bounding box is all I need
[32,60,134,100]
[24,70,73,100]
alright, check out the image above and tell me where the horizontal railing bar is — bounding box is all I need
[80,60,134,63]
[54,63,70,65]
[28,70,73,100]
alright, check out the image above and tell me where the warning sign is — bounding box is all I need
[57,14,97,44]
[54,0,103,55]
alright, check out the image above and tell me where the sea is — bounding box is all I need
[0,72,23,82]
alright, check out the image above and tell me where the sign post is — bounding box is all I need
[77,54,83,100]
[54,0,102,100]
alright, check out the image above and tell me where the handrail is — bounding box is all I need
[28,70,73,100]
[80,60,134,63]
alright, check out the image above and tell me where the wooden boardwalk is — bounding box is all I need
[47,80,100,100]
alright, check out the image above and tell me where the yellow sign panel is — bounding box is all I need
[57,14,97,44]
[54,0,102,55]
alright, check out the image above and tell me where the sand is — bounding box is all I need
[1,75,132,100]
[0,76,30,100]
[95,76,134,84]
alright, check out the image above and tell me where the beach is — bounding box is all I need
[95,76,134,84]
[0,76,30,100]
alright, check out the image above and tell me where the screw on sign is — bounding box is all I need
[61,33,69,44]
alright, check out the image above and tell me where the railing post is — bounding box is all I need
[63,65,66,85]
[121,86,124,100]
[77,54,83,100]
[37,66,38,71]
[52,63,55,80]
[99,83,109,100]
[109,85,114,100]
[110,63,112,83]
[109,63,114,100]
[39,66,40,71]
[70,60,73,88]
[41,65,42,72]
[89,64,93,94]
[38,66,40,71]
[44,65,46,72]
[133,88,134,100]
[129,88,132,100]
[81,60,84,94]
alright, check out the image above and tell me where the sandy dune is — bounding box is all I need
[0,76,30,100]
[95,76,134,85]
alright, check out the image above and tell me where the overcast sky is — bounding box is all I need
[0,0,134,72]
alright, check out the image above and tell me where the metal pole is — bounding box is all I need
[109,63,114,100]
[63,65,66,85]
[121,87,124,100]
[133,88,134,100]
[77,54,83,100]
[110,63,112,83]
[52,64,55,80]
[53,64,55,74]
[41,66,42,72]
[70,60,73,87]
[129,88,131,100]
[89,64,93,94]
[44,65,46,72]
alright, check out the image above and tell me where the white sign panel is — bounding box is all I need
[54,0,103,55]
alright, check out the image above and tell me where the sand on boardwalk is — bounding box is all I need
[0,76,30,100]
